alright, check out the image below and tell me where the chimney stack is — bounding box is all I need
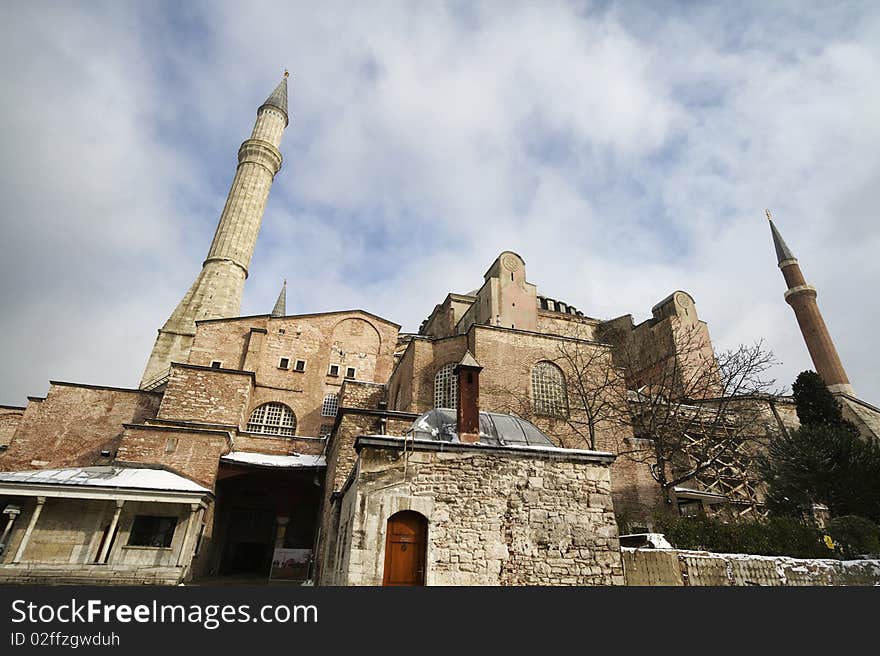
[454,351,483,444]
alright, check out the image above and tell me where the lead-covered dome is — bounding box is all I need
[409,408,555,447]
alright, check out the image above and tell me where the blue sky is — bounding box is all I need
[1,1,878,405]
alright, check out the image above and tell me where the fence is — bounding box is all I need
[622,547,880,586]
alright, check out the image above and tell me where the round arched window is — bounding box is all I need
[531,361,568,418]
[433,363,458,410]
[247,402,296,436]
[321,393,339,417]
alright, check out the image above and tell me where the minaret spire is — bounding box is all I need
[767,211,854,395]
[767,210,795,264]
[140,74,290,388]
[271,279,287,318]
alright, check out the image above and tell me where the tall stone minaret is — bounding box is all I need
[140,74,290,388]
[767,211,854,395]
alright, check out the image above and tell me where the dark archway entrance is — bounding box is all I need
[211,463,322,581]
[382,511,427,586]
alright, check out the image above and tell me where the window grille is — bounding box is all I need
[531,361,568,418]
[247,402,296,436]
[434,363,458,410]
[322,393,339,417]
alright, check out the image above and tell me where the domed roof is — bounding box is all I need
[409,408,555,447]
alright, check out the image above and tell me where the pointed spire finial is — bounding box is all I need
[271,279,287,317]
[767,211,796,264]
[260,74,289,125]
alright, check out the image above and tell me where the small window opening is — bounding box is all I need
[278,357,290,369]
[128,516,177,548]
[294,359,306,372]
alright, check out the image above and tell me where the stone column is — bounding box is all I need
[0,505,22,557]
[13,496,46,563]
[177,504,205,569]
[275,516,290,549]
[98,500,124,564]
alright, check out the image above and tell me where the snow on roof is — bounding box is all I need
[367,434,613,459]
[0,466,209,493]
[220,451,326,469]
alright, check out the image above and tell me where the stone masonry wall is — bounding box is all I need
[0,384,161,471]
[157,365,253,428]
[116,426,230,489]
[188,312,399,437]
[622,548,880,586]
[386,323,659,525]
[0,406,24,448]
[329,442,623,586]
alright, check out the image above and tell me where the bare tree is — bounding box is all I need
[485,320,780,509]
[608,322,780,505]
[482,323,626,451]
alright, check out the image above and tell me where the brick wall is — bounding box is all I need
[116,426,230,489]
[157,365,253,427]
[188,311,399,437]
[0,383,161,471]
[385,323,663,525]
[0,406,24,448]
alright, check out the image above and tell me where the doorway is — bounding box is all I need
[382,511,427,586]
[219,507,275,576]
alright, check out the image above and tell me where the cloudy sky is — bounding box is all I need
[1,1,878,406]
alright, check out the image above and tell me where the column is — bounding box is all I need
[12,496,46,563]
[177,504,204,568]
[98,499,124,564]
[0,505,22,557]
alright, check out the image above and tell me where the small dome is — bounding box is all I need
[409,409,555,447]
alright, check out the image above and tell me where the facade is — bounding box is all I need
[1,76,877,586]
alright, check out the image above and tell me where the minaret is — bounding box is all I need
[140,73,290,388]
[767,211,854,395]
[271,279,287,318]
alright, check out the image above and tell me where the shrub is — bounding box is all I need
[654,513,830,559]
[825,516,880,559]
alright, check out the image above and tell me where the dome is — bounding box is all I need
[409,408,555,447]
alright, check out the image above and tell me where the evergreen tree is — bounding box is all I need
[791,370,857,433]
[759,371,880,522]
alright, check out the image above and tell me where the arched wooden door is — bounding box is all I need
[382,511,427,586]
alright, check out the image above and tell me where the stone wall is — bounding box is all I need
[187,311,399,437]
[323,437,623,586]
[0,405,24,448]
[116,425,230,489]
[386,323,658,525]
[0,497,198,584]
[622,547,880,586]
[157,364,253,427]
[0,383,161,471]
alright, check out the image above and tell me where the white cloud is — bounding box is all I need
[1,1,878,405]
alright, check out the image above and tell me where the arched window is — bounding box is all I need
[531,361,568,418]
[433,363,458,410]
[247,402,296,436]
[321,393,339,417]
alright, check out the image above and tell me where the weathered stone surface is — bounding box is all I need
[621,548,880,586]
[323,443,624,586]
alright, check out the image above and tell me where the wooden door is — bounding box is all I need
[382,511,427,586]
